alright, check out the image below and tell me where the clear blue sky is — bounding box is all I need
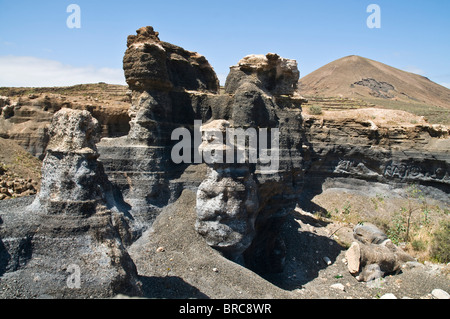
[0,0,449,88]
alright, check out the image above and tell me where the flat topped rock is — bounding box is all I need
[225,53,300,96]
[46,108,100,155]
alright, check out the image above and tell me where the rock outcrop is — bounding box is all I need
[345,223,415,282]
[193,53,307,273]
[98,26,221,240]
[299,111,450,208]
[225,53,300,96]
[195,120,260,263]
[0,108,141,298]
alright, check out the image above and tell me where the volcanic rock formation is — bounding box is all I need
[0,108,141,298]
[195,120,260,264]
[0,27,449,299]
[100,28,308,273]
[98,26,221,240]
[345,223,415,282]
[298,111,450,210]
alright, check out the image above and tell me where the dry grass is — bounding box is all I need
[363,98,450,125]
[309,186,450,262]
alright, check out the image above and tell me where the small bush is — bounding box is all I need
[411,239,427,252]
[309,105,323,115]
[386,211,407,245]
[430,220,450,263]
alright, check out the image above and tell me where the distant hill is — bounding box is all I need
[298,56,450,124]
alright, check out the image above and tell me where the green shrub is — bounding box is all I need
[309,105,323,115]
[386,211,407,245]
[430,220,450,263]
[411,239,427,252]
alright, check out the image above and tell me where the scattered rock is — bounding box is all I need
[379,293,397,299]
[330,283,345,292]
[345,242,361,274]
[345,224,415,282]
[431,289,450,299]
[323,256,332,265]
[353,223,388,245]
[156,246,165,253]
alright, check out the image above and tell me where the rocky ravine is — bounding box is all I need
[0,27,449,299]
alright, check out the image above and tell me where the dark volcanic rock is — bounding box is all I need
[225,53,300,96]
[195,53,307,274]
[195,120,260,263]
[353,78,395,99]
[0,108,141,298]
[98,27,221,239]
[124,26,219,93]
[299,115,450,207]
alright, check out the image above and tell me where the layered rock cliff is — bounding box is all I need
[97,26,221,240]
[96,28,309,273]
[299,109,449,208]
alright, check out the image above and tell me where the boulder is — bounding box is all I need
[345,223,415,282]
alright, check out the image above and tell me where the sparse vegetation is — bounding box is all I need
[314,183,449,263]
[430,220,450,263]
[309,105,323,115]
[386,210,407,245]
[373,184,450,261]
[364,98,450,125]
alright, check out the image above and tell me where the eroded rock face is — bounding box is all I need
[0,108,141,298]
[124,26,219,144]
[31,109,106,213]
[225,53,300,96]
[193,52,307,273]
[195,120,260,263]
[298,114,450,207]
[97,27,222,239]
[124,26,219,93]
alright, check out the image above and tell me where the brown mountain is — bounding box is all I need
[298,56,450,121]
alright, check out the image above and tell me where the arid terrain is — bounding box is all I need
[0,28,448,300]
[299,55,450,125]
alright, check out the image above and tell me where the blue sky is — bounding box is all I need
[0,0,449,88]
